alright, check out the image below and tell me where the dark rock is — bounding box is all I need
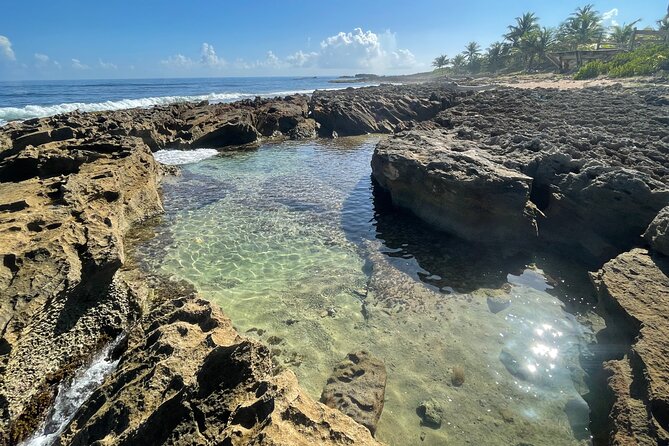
[372,130,538,244]
[417,398,443,428]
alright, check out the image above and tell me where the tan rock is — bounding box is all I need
[591,248,669,444]
[320,351,387,435]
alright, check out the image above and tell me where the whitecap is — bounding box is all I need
[153,148,219,165]
[0,86,364,126]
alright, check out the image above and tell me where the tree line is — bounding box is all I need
[432,4,669,74]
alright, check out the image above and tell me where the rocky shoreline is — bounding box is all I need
[1,79,668,445]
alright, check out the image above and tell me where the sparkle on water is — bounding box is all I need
[135,137,597,446]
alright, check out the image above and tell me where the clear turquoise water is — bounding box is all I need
[137,137,597,446]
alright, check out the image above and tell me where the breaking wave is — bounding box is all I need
[0,88,319,125]
[153,148,219,165]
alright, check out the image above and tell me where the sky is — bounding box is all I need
[0,0,665,80]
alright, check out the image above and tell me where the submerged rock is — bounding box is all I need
[320,351,387,435]
[487,296,512,314]
[417,398,443,428]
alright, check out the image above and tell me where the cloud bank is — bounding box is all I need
[161,28,416,74]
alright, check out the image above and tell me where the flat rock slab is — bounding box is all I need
[321,351,387,435]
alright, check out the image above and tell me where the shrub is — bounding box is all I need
[574,60,606,79]
[574,44,669,79]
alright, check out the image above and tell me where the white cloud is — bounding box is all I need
[34,53,50,63]
[71,58,90,70]
[200,42,225,67]
[286,50,318,68]
[602,8,619,26]
[34,53,61,70]
[161,53,194,68]
[0,35,16,61]
[162,43,226,70]
[98,59,117,70]
[287,28,416,71]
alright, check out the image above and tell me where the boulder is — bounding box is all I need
[591,248,669,444]
[371,130,538,244]
[644,206,669,256]
[417,398,443,428]
[321,351,387,435]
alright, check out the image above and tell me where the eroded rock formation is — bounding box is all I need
[591,249,669,445]
[0,92,401,445]
[372,86,669,260]
[56,284,381,445]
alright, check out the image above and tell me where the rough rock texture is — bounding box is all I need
[644,206,669,256]
[56,287,382,446]
[0,133,164,443]
[591,249,669,445]
[372,130,538,244]
[311,84,457,137]
[0,93,397,445]
[372,86,669,259]
[320,352,387,435]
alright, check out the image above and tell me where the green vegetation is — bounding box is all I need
[431,4,669,77]
[575,44,669,79]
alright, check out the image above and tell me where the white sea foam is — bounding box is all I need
[153,148,219,165]
[20,336,124,446]
[0,86,357,126]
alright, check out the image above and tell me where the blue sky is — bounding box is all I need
[0,0,664,80]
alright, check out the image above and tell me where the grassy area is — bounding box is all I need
[574,44,669,79]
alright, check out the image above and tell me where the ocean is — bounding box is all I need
[0,77,354,125]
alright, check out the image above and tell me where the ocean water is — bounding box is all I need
[136,138,599,446]
[0,76,355,125]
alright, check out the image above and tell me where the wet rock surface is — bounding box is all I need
[320,351,387,436]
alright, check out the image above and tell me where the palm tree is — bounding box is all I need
[659,14,669,31]
[609,20,641,47]
[486,41,510,73]
[463,41,481,63]
[451,54,467,73]
[432,54,449,69]
[560,4,603,50]
[505,12,540,46]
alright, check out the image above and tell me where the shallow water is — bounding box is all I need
[136,137,597,445]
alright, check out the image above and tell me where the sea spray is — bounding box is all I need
[20,335,125,446]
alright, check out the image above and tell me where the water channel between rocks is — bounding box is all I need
[136,136,601,446]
